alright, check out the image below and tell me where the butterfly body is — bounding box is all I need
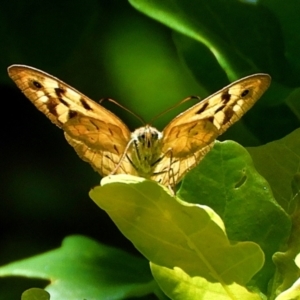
[8,65,271,187]
[130,126,163,178]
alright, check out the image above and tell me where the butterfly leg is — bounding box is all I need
[151,148,177,193]
[110,139,136,175]
[165,149,178,192]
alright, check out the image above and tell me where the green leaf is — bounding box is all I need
[91,175,264,286]
[242,129,300,297]
[273,248,300,298]
[247,128,300,213]
[275,278,300,300]
[21,288,50,300]
[151,264,262,300]
[270,201,300,296]
[0,235,154,300]
[129,0,285,79]
[261,0,300,83]
[179,141,290,292]
[172,33,229,93]
[286,88,300,120]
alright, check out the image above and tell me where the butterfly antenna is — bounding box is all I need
[150,95,201,124]
[99,97,146,125]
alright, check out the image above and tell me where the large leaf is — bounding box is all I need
[151,264,262,300]
[248,128,300,213]
[0,235,154,300]
[91,175,264,287]
[129,0,286,79]
[179,141,291,292]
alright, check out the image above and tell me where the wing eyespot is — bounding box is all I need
[241,89,250,97]
[32,80,43,89]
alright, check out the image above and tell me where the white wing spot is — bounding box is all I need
[213,112,225,128]
[233,105,241,112]
[39,95,49,103]
[237,100,244,106]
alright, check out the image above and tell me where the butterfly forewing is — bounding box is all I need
[8,65,131,137]
[8,65,271,188]
[162,74,270,155]
[8,65,132,177]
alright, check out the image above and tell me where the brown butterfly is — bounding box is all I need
[8,65,271,187]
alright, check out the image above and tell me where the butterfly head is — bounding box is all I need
[128,125,164,176]
[132,125,163,149]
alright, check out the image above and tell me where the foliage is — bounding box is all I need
[2,0,300,299]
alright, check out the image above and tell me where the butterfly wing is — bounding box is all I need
[63,114,138,176]
[151,142,214,187]
[155,73,271,186]
[64,132,137,176]
[8,64,133,176]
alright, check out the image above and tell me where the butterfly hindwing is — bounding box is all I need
[64,132,137,176]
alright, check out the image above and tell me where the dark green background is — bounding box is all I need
[1,0,300,297]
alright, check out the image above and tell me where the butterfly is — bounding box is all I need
[8,65,271,188]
